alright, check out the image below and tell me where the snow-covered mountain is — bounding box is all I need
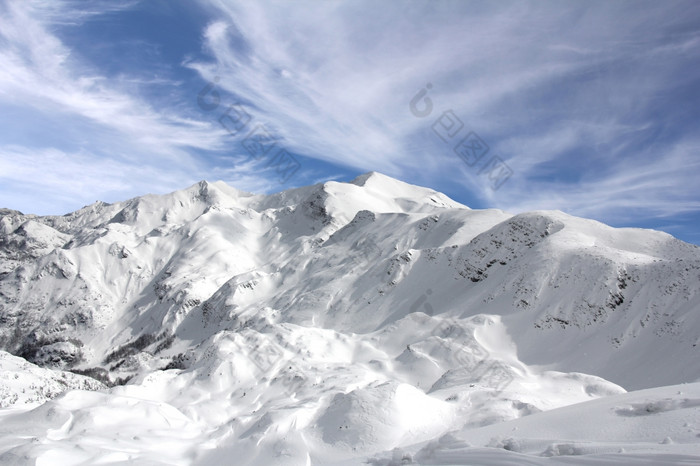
[0,172,699,465]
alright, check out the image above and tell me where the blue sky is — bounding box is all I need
[1,1,699,244]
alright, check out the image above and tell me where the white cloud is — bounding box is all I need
[495,138,700,223]
[0,144,288,215]
[190,0,700,229]
[0,2,225,159]
[1,0,698,236]
[0,0,241,213]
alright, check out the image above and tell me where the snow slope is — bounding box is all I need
[0,172,699,464]
[0,351,104,409]
[369,382,700,465]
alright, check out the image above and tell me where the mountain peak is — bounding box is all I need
[349,171,390,186]
[344,172,467,211]
[186,179,247,202]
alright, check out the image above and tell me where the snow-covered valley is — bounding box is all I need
[1,172,699,465]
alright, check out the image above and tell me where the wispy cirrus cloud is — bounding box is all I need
[0,0,698,243]
[0,0,237,213]
[0,1,224,159]
[190,0,700,238]
[499,138,700,218]
[0,144,282,214]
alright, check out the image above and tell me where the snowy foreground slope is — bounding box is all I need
[0,172,699,465]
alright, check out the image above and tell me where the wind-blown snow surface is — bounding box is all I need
[0,172,699,464]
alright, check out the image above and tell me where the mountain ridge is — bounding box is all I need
[0,172,699,464]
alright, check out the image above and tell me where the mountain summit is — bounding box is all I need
[1,173,699,464]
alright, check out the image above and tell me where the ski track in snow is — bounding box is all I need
[0,172,699,464]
